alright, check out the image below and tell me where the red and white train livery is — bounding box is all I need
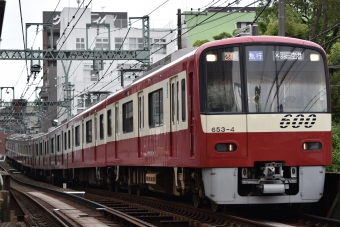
[6,36,331,210]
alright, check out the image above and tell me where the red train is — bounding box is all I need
[6,36,331,211]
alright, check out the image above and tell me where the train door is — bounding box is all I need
[170,76,179,158]
[115,103,119,159]
[138,92,144,158]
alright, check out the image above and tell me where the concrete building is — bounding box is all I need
[41,7,176,129]
[181,7,256,48]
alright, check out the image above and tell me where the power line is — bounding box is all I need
[18,0,29,85]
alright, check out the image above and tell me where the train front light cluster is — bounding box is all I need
[303,142,322,151]
[215,143,237,152]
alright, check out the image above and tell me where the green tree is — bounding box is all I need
[212,32,232,40]
[256,0,308,39]
[193,39,210,47]
[327,123,340,172]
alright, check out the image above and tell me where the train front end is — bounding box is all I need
[197,37,331,204]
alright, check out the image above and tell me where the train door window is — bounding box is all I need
[86,120,92,143]
[148,89,163,127]
[68,130,71,149]
[72,127,74,147]
[181,79,186,121]
[57,135,60,152]
[36,144,38,155]
[100,114,104,140]
[107,109,112,137]
[44,141,47,154]
[138,96,144,129]
[94,116,97,141]
[64,132,67,150]
[75,126,80,146]
[82,122,84,144]
[123,101,133,133]
[171,83,175,123]
[115,105,119,136]
[51,138,54,153]
[177,81,179,123]
[40,142,42,155]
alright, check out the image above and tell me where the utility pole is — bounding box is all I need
[278,0,285,36]
[177,9,182,50]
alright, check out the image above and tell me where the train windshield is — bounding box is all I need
[200,46,243,113]
[246,45,327,113]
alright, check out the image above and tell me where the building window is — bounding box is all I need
[77,99,84,107]
[149,89,163,127]
[152,38,167,54]
[123,101,133,133]
[86,120,92,143]
[95,38,109,50]
[100,114,104,140]
[75,125,80,146]
[107,109,112,137]
[115,37,144,50]
[76,38,85,50]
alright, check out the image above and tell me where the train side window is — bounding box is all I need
[148,89,163,128]
[100,114,104,140]
[39,142,42,155]
[107,109,112,137]
[44,141,47,155]
[64,132,67,150]
[68,130,71,149]
[75,126,80,146]
[86,120,93,143]
[123,101,133,133]
[181,79,186,121]
[51,138,54,153]
[57,135,60,152]
[115,105,119,135]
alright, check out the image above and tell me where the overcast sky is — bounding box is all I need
[0,0,257,101]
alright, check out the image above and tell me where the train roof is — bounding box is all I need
[196,36,323,53]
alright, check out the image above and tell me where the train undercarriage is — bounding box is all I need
[7,157,325,212]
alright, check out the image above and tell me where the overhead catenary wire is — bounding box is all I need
[15,0,246,131]
[1,1,91,131]
[18,0,30,84]
[65,0,245,104]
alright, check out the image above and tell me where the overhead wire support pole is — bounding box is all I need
[278,0,285,36]
[177,9,182,50]
[129,16,150,69]
[61,60,73,117]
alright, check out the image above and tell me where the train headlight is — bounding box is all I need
[302,142,322,151]
[310,54,320,61]
[206,54,217,62]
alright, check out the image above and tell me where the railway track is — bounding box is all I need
[77,187,278,227]
[4,161,340,227]
[78,187,340,227]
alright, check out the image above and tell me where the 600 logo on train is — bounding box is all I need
[280,114,317,128]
